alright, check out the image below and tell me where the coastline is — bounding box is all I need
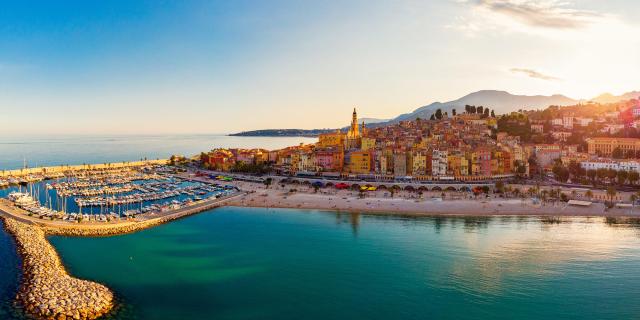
[1,217,113,320]
[1,175,637,319]
[225,180,639,218]
[0,192,245,320]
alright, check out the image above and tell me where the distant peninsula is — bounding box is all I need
[229,129,338,137]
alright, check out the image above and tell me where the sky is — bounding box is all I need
[0,0,639,134]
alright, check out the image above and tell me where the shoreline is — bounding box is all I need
[0,192,245,320]
[1,217,113,320]
[225,180,640,218]
[1,178,637,319]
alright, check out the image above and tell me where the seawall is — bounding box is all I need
[0,192,246,319]
[0,159,168,178]
[2,217,113,320]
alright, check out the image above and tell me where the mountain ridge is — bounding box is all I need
[231,89,639,136]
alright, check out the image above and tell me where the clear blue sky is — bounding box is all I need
[1,0,639,134]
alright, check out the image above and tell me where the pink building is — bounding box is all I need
[478,149,492,176]
[316,150,336,171]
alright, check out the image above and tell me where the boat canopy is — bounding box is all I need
[568,200,592,206]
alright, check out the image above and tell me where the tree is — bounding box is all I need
[477,106,483,114]
[560,193,568,202]
[612,147,624,159]
[490,110,496,118]
[452,109,457,116]
[435,109,443,120]
[585,190,593,200]
[629,171,639,185]
[541,189,548,202]
[567,161,582,179]
[596,168,608,183]
[606,186,617,203]
[465,105,475,114]
[483,108,490,119]
[552,163,570,182]
[430,114,436,121]
[617,170,628,185]
[495,181,505,193]
[587,169,597,184]
[263,177,273,189]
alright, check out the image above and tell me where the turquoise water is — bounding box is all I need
[22,208,640,319]
[0,135,315,170]
[0,220,21,319]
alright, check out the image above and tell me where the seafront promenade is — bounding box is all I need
[0,191,245,320]
[0,159,168,178]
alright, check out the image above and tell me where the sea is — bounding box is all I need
[0,134,316,170]
[2,136,640,319]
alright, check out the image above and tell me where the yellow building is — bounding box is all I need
[468,151,480,175]
[361,137,376,151]
[586,137,640,156]
[447,154,467,176]
[459,157,469,176]
[290,152,301,173]
[348,151,372,174]
[412,152,428,176]
[318,131,345,148]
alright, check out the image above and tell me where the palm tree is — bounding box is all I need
[541,190,548,203]
[606,186,617,203]
[629,171,639,186]
[585,190,593,201]
[263,178,272,189]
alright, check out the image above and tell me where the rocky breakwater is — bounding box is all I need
[2,217,113,320]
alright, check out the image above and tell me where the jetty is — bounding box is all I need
[0,191,245,319]
[0,159,168,178]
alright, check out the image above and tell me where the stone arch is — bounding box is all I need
[431,186,442,191]
[445,186,457,192]
[404,185,415,191]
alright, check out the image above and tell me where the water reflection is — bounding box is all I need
[334,212,361,236]
[343,213,640,298]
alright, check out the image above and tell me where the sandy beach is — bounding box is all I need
[226,180,638,217]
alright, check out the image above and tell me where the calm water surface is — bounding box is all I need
[2,208,635,319]
[0,135,315,170]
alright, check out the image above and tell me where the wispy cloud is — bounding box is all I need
[474,0,601,29]
[510,68,560,81]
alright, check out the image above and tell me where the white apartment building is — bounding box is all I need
[431,150,448,177]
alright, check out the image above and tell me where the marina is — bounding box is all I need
[0,164,237,223]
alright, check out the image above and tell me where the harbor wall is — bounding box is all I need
[0,159,169,178]
[2,217,114,320]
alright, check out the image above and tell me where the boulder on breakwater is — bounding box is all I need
[2,217,113,320]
